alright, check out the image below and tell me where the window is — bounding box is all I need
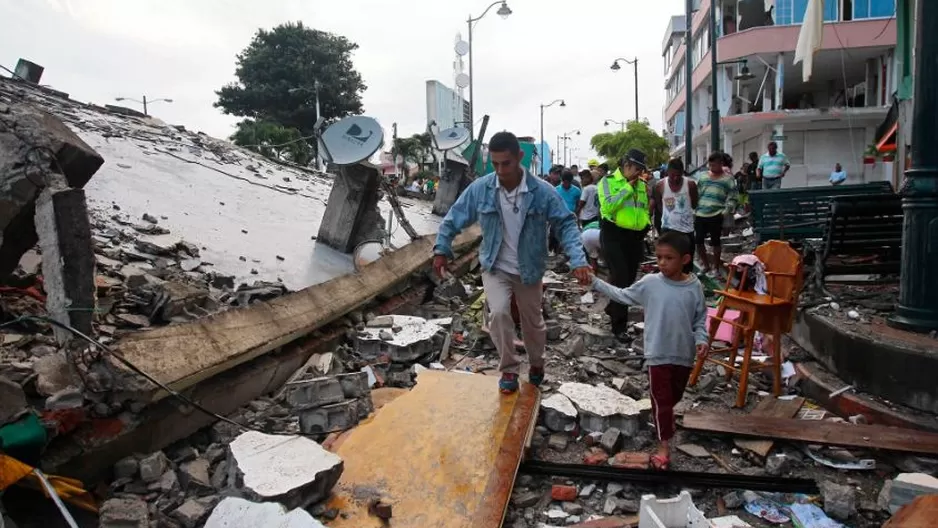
[853,0,895,19]
[776,0,840,25]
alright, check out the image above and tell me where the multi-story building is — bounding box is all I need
[661,0,900,187]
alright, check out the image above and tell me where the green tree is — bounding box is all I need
[215,21,366,138]
[231,120,312,165]
[393,133,438,176]
[590,120,670,170]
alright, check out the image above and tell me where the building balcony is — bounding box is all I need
[664,17,896,124]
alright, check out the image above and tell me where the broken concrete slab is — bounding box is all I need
[98,497,150,528]
[297,400,359,435]
[558,382,652,434]
[179,457,213,495]
[355,315,444,363]
[109,228,480,403]
[35,186,96,344]
[228,430,343,509]
[204,497,326,528]
[33,352,81,396]
[139,451,170,483]
[171,496,219,528]
[284,376,345,408]
[0,100,103,278]
[0,376,27,425]
[819,480,857,521]
[577,325,617,350]
[540,393,578,432]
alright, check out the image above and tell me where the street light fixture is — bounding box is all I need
[562,130,580,167]
[467,1,512,143]
[604,119,627,132]
[610,57,640,123]
[539,99,565,175]
[115,95,172,116]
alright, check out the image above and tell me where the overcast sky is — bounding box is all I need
[2,0,684,165]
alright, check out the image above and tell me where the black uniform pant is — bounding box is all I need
[600,220,646,334]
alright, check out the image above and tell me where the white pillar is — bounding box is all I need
[774,53,785,111]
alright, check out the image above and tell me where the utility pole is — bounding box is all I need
[890,0,938,331]
[709,1,720,153]
[683,0,694,168]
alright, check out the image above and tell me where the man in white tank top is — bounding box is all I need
[653,158,699,273]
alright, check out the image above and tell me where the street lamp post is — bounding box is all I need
[539,99,565,176]
[467,1,512,143]
[289,82,323,169]
[610,57,639,123]
[115,95,173,116]
[562,129,580,167]
[890,0,938,332]
[604,119,627,132]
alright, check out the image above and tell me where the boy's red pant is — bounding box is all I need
[648,364,692,442]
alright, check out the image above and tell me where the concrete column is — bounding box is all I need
[317,163,386,254]
[432,161,468,217]
[0,103,103,277]
[774,53,785,111]
[35,186,96,344]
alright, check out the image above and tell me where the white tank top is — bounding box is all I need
[661,179,695,233]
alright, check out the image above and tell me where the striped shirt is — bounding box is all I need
[695,172,738,218]
[758,152,789,179]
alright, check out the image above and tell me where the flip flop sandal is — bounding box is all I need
[650,454,670,471]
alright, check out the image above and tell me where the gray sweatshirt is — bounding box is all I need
[592,274,709,367]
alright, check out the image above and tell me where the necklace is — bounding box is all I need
[502,188,521,213]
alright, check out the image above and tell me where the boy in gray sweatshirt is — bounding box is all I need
[591,231,709,470]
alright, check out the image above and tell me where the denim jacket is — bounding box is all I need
[433,171,587,284]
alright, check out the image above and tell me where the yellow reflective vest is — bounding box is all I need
[598,169,650,230]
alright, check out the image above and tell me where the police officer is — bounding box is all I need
[598,148,654,336]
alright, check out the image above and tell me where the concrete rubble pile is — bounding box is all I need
[97,365,373,527]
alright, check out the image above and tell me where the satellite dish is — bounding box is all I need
[455,73,470,89]
[353,240,386,271]
[434,127,470,151]
[454,40,470,56]
[318,115,384,166]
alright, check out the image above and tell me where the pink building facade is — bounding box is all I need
[662,0,899,187]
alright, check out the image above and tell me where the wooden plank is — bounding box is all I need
[734,397,805,457]
[683,412,938,455]
[883,495,938,527]
[325,370,540,528]
[113,227,481,402]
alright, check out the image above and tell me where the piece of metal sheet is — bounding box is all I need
[325,370,539,527]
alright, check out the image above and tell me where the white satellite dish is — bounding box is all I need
[454,40,470,56]
[353,240,385,271]
[455,73,470,89]
[318,115,384,166]
[434,127,470,151]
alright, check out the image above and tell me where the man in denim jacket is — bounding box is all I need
[433,132,591,394]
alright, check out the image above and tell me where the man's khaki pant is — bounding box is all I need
[482,270,546,374]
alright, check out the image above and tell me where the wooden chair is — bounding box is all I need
[689,240,803,407]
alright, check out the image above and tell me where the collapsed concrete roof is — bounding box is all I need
[0,76,441,291]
